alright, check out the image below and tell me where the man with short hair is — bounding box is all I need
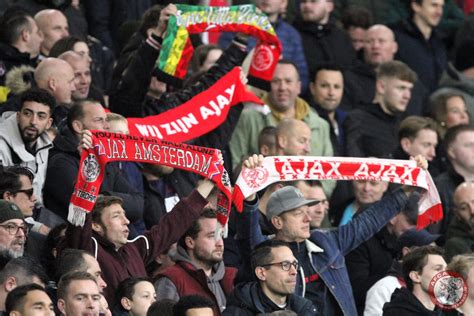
[0,88,55,203]
[236,155,426,315]
[309,64,347,156]
[224,240,317,315]
[34,10,69,57]
[5,284,54,316]
[0,201,28,260]
[64,180,217,304]
[294,180,330,229]
[392,115,439,175]
[229,60,333,193]
[0,11,42,86]
[43,100,143,225]
[444,182,474,261]
[56,271,100,316]
[155,209,237,315]
[392,0,447,93]
[364,228,442,316]
[382,245,446,315]
[55,249,107,292]
[57,52,92,102]
[435,125,474,235]
[344,60,417,158]
[34,58,76,124]
[0,256,48,313]
[173,295,215,316]
[345,24,428,116]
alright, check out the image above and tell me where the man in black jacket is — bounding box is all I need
[43,100,144,235]
[224,239,317,315]
[344,60,417,158]
[382,245,446,316]
[0,10,42,86]
[293,0,356,75]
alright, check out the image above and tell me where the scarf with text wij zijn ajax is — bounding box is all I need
[157,4,281,90]
[69,131,232,229]
[233,156,443,229]
[127,67,263,140]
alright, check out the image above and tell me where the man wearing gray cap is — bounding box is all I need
[0,200,27,259]
[236,154,427,316]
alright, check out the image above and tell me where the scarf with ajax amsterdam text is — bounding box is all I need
[70,131,232,232]
[233,156,443,229]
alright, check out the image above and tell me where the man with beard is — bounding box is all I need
[155,209,237,315]
[0,88,55,204]
[444,182,474,261]
[0,201,28,259]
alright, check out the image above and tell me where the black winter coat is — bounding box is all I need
[392,20,447,93]
[343,103,401,158]
[383,288,444,316]
[0,43,37,86]
[293,18,356,72]
[43,126,144,222]
[223,282,317,316]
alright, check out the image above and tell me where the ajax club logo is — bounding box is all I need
[242,166,269,189]
[82,154,100,182]
[429,270,468,310]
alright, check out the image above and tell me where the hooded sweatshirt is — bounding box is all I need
[155,245,237,315]
[382,287,442,316]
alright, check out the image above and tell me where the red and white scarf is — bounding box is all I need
[233,156,443,229]
[69,131,232,229]
[127,67,263,140]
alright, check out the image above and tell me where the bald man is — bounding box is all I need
[34,10,69,57]
[58,51,92,101]
[444,182,474,261]
[34,58,76,123]
[275,119,311,156]
[344,24,427,116]
[364,25,398,67]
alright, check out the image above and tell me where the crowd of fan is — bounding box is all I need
[0,0,473,315]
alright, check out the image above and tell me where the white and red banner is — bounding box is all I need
[233,156,443,229]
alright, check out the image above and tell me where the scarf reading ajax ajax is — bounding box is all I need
[156,4,281,90]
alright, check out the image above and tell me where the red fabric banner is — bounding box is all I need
[233,156,443,229]
[69,131,232,229]
[127,67,263,140]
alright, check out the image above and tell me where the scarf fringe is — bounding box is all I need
[68,204,87,227]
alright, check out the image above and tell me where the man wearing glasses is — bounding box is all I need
[224,239,316,315]
[0,200,28,259]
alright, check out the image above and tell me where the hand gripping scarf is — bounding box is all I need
[127,67,263,140]
[233,156,443,229]
[157,4,282,90]
[70,131,232,231]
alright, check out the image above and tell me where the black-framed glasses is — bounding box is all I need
[261,260,299,271]
[0,223,28,235]
[13,188,34,199]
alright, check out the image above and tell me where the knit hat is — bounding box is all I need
[266,186,320,220]
[455,39,474,71]
[0,201,24,223]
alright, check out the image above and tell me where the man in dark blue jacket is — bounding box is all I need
[392,0,447,93]
[235,154,427,315]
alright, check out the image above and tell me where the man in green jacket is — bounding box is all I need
[229,60,334,194]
